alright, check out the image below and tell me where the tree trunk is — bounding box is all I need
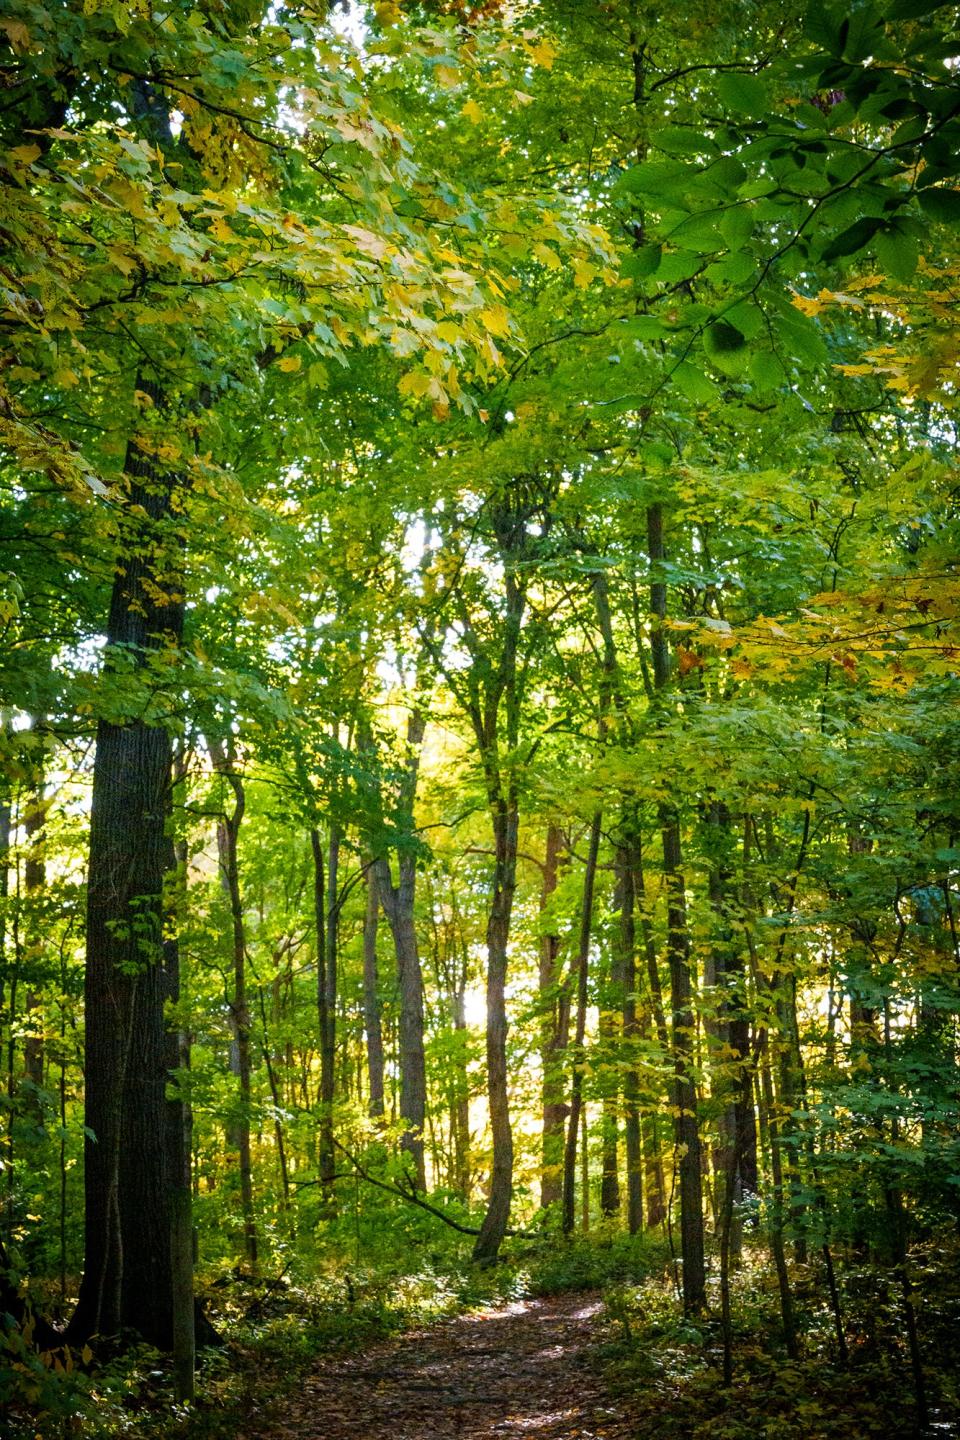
[23,767,45,1111]
[614,842,643,1233]
[451,971,471,1199]
[635,851,668,1228]
[539,823,568,1211]
[562,813,602,1235]
[599,1002,621,1219]
[210,742,257,1270]
[372,704,428,1189]
[472,800,518,1263]
[463,499,530,1263]
[375,849,427,1189]
[759,1038,799,1358]
[165,786,194,1400]
[311,827,338,1208]
[71,384,186,1348]
[647,501,705,1313]
[362,864,386,1120]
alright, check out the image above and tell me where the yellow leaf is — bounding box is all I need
[108,245,136,277]
[791,291,823,317]
[1,18,30,51]
[479,304,511,338]
[528,38,557,68]
[461,98,483,125]
[435,65,460,89]
[9,143,41,167]
[398,369,432,399]
[533,242,562,270]
[342,224,390,261]
[277,355,301,372]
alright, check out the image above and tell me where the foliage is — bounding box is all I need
[1,0,959,1432]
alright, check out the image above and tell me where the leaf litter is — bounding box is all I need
[241,1292,638,1440]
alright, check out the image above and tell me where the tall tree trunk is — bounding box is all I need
[23,769,45,1111]
[759,1037,799,1358]
[372,705,428,1189]
[562,813,602,1235]
[647,500,705,1313]
[310,826,339,1207]
[0,791,9,1021]
[451,969,471,1199]
[374,849,427,1189]
[209,741,257,1269]
[69,70,205,1349]
[449,498,532,1263]
[539,823,568,1211]
[472,798,519,1262]
[707,801,758,1254]
[599,1001,621,1218]
[362,864,385,1121]
[71,374,186,1348]
[165,776,194,1400]
[635,848,668,1228]
[614,842,643,1233]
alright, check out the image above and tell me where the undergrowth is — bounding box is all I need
[597,1237,960,1440]
[9,1228,955,1440]
[2,1224,672,1440]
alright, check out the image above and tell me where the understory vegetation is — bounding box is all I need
[2,0,960,1436]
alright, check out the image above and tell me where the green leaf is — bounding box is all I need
[623,315,665,340]
[620,244,662,278]
[615,160,692,201]
[886,0,954,19]
[703,320,750,376]
[719,205,754,251]
[656,252,701,283]
[821,215,884,262]
[749,350,788,390]
[804,0,844,49]
[671,210,723,253]
[706,155,748,192]
[840,6,884,62]
[889,115,928,147]
[705,252,756,285]
[671,361,718,403]
[657,126,717,157]
[716,71,769,118]
[918,187,960,223]
[724,301,764,340]
[775,304,829,365]
[875,223,918,281]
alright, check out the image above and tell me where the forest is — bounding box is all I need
[1,0,959,1436]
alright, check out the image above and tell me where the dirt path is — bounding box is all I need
[244,1292,638,1439]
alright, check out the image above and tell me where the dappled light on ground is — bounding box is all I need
[243,1294,636,1440]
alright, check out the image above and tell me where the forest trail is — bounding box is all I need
[244,1292,637,1440]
